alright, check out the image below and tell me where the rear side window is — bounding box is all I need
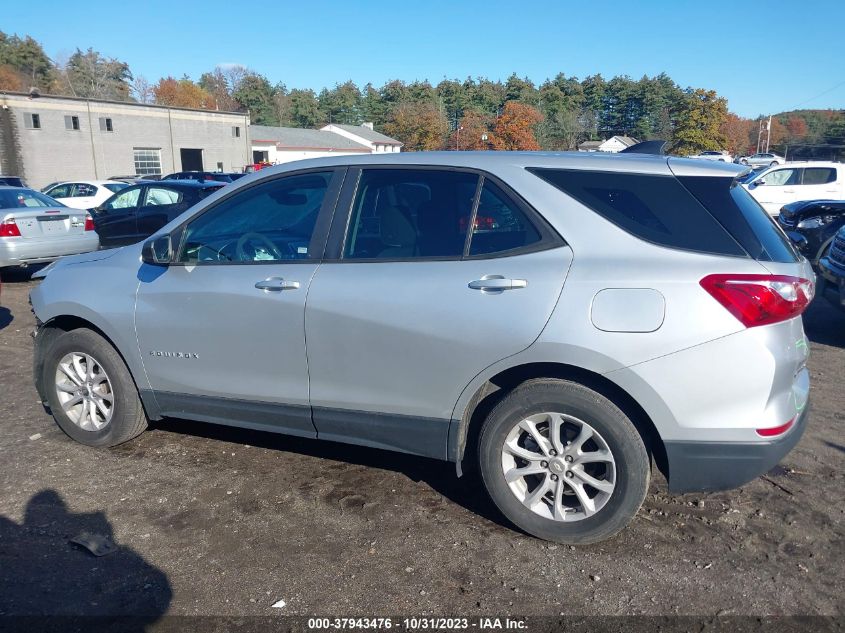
[528,168,745,257]
[344,169,478,259]
[679,177,799,263]
[802,167,836,185]
[144,187,183,206]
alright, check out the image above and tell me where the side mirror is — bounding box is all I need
[141,234,174,265]
[753,179,765,187]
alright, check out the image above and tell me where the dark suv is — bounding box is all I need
[162,171,245,183]
[778,199,845,265]
[92,180,224,247]
[818,225,845,310]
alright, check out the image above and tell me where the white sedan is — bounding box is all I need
[42,180,128,210]
[688,150,733,162]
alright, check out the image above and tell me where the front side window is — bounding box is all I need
[103,183,128,194]
[180,171,331,264]
[760,168,799,186]
[46,184,72,199]
[104,187,142,210]
[144,187,183,206]
[468,181,541,256]
[802,167,836,185]
[344,169,478,259]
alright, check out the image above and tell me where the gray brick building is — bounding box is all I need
[0,92,251,189]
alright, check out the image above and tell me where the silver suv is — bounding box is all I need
[30,152,814,544]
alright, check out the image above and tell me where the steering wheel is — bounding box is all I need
[235,232,283,261]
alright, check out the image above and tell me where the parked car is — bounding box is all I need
[738,152,785,168]
[817,225,845,311]
[0,176,26,187]
[42,180,129,210]
[741,161,844,216]
[30,152,813,545]
[162,171,243,183]
[91,180,225,248]
[688,150,732,162]
[108,175,162,183]
[0,187,98,269]
[778,199,845,265]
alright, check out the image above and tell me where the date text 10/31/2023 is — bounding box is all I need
[307,617,528,630]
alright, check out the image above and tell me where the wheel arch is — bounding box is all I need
[34,312,153,416]
[452,361,668,481]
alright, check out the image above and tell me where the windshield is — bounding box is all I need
[0,189,66,210]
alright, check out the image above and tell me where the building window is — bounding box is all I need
[99,117,114,132]
[133,148,162,176]
[232,126,240,138]
[25,113,41,129]
[64,115,80,131]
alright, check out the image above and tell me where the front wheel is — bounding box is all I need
[43,328,148,447]
[478,379,650,544]
[770,161,779,167]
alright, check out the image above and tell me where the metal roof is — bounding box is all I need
[325,124,403,145]
[250,125,370,151]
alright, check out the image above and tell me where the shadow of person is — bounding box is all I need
[0,306,11,331]
[0,490,171,631]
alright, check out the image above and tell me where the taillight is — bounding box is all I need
[700,274,813,328]
[756,417,795,437]
[0,218,21,237]
[84,214,95,231]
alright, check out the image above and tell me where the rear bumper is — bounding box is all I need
[0,234,100,267]
[663,403,809,493]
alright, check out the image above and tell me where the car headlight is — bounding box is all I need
[797,216,836,230]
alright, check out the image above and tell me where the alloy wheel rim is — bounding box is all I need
[54,352,114,431]
[500,412,616,522]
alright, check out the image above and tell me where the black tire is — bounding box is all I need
[770,161,778,167]
[478,379,649,544]
[42,328,147,447]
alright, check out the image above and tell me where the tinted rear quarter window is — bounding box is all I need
[528,168,745,257]
[679,177,798,263]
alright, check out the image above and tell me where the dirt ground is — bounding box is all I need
[0,266,843,624]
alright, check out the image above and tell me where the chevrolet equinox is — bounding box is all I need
[30,152,813,544]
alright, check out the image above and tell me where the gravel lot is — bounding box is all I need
[0,267,843,623]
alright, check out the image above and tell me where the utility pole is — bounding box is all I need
[764,115,772,153]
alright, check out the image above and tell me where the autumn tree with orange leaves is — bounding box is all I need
[449,110,494,150]
[153,77,214,109]
[383,102,448,151]
[489,102,544,150]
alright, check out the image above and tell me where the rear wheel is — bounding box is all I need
[770,161,779,167]
[43,328,147,447]
[478,379,650,544]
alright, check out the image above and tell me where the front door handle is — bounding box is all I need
[468,275,528,292]
[255,277,300,292]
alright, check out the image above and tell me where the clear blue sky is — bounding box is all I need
[5,0,844,117]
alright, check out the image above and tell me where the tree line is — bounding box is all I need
[2,31,843,156]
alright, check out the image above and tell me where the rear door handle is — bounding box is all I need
[468,275,528,292]
[255,277,300,292]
